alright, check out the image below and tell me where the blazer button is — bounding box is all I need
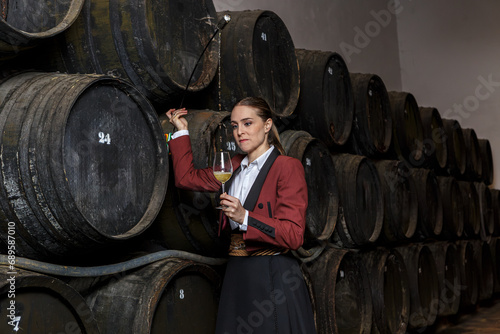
[258,203,264,209]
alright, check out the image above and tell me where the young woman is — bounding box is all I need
[166,97,316,334]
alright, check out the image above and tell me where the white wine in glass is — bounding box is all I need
[213,151,233,209]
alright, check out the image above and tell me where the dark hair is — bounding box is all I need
[234,97,285,155]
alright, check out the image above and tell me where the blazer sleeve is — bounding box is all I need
[243,158,308,251]
[168,135,221,192]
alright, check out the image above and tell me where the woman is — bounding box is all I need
[166,97,316,334]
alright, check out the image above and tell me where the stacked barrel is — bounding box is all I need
[0,1,498,334]
[286,52,499,333]
[0,1,223,333]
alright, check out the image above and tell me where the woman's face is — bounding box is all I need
[231,105,271,157]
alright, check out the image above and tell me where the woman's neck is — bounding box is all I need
[247,144,271,164]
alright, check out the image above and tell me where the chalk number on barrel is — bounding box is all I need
[98,132,111,145]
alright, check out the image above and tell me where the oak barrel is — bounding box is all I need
[478,138,494,185]
[396,244,439,330]
[455,240,478,307]
[0,72,168,261]
[360,248,410,334]
[0,0,83,58]
[330,153,383,247]
[373,160,417,243]
[457,181,481,237]
[387,91,425,167]
[475,182,494,241]
[0,266,99,333]
[441,119,467,178]
[307,247,372,334]
[294,49,354,147]
[491,189,500,236]
[27,0,219,105]
[427,242,461,317]
[489,237,500,293]
[462,128,482,181]
[348,73,392,158]
[471,240,494,301]
[410,168,443,239]
[280,130,339,262]
[419,107,447,171]
[209,10,300,117]
[68,258,221,334]
[436,176,465,239]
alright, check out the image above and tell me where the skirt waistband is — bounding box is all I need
[228,233,288,256]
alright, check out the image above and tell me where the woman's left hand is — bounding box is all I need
[220,193,246,224]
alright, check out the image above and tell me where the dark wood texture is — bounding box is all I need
[307,247,372,334]
[437,176,465,239]
[294,49,354,148]
[441,118,467,178]
[0,266,99,334]
[280,130,339,261]
[349,73,392,158]
[388,91,425,167]
[462,128,482,181]
[0,0,83,57]
[20,0,218,105]
[419,107,447,171]
[68,258,221,334]
[457,181,481,238]
[360,248,410,334]
[330,153,383,247]
[427,242,461,317]
[373,159,418,243]
[0,72,168,261]
[455,240,479,308]
[478,138,494,185]
[475,182,495,241]
[471,240,494,302]
[204,10,300,117]
[410,168,443,239]
[396,244,439,330]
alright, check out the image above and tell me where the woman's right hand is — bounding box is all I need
[166,108,188,130]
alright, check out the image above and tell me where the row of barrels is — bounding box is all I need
[2,3,302,113]
[2,3,499,334]
[144,111,499,261]
[0,258,221,334]
[289,52,494,185]
[2,237,498,334]
[309,237,500,334]
[2,1,494,185]
[0,70,494,262]
[2,0,495,241]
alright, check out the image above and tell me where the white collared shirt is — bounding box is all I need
[228,145,275,230]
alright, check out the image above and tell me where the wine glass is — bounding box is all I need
[213,151,233,209]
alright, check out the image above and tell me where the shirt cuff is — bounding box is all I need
[171,130,189,139]
[239,210,249,231]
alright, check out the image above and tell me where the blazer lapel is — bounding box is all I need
[243,148,280,211]
[218,149,280,236]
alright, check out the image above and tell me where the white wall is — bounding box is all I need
[396,0,500,188]
[213,0,500,188]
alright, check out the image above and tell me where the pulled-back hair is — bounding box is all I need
[234,97,285,155]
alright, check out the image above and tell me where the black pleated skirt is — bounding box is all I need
[215,255,317,334]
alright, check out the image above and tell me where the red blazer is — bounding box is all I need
[169,135,308,251]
